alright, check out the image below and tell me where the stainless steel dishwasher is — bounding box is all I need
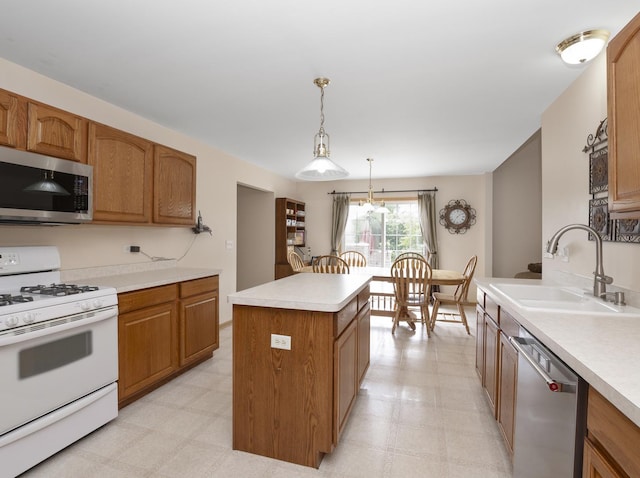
[509,326,587,478]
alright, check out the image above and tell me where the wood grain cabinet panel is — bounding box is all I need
[583,438,624,478]
[88,122,153,223]
[356,303,371,385]
[334,319,358,444]
[153,144,196,225]
[179,276,219,367]
[118,301,179,402]
[497,331,517,454]
[484,314,499,415]
[27,102,87,162]
[0,89,26,148]
[608,12,640,218]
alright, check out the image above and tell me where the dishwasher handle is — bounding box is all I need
[509,336,576,393]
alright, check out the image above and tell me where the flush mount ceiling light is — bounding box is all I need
[555,29,610,65]
[359,158,389,214]
[295,77,349,181]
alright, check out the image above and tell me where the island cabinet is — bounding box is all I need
[232,281,370,468]
[117,275,219,408]
[607,11,640,218]
[475,286,519,456]
[583,387,640,478]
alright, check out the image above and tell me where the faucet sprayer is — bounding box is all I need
[546,224,613,299]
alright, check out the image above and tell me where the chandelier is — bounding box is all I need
[295,77,349,181]
[359,158,389,214]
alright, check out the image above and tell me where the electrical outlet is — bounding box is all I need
[123,245,140,253]
[270,334,291,350]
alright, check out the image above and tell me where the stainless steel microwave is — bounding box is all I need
[0,148,93,224]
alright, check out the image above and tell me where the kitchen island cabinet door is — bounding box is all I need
[88,122,153,223]
[484,314,499,415]
[497,331,517,454]
[356,303,371,385]
[334,319,358,444]
[118,301,179,404]
[583,438,624,478]
[153,144,196,226]
[27,101,87,162]
[0,89,26,148]
[475,305,485,380]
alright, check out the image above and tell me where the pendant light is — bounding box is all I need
[295,77,349,181]
[359,158,389,214]
[555,29,610,65]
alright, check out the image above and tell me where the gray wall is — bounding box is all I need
[492,130,542,278]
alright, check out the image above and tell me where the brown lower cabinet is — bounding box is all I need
[232,286,370,468]
[117,276,219,408]
[583,387,640,477]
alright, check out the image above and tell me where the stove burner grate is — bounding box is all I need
[0,294,35,306]
[20,283,100,297]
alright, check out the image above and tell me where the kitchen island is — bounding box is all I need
[228,273,371,468]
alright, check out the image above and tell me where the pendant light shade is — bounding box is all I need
[23,170,70,196]
[555,29,609,65]
[296,77,349,181]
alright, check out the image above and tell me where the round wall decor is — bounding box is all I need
[439,199,476,234]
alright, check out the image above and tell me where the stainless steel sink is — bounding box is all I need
[489,283,640,316]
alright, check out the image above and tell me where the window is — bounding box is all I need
[343,200,425,267]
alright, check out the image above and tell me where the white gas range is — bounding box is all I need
[0,246,119,477]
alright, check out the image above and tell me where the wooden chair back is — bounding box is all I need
[287,251,305,272]
[340,250,367,267]
[312,255,350,274]
[454,255,478,301]
[394,251,425,262]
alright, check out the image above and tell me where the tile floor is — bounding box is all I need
[21,309,512,478]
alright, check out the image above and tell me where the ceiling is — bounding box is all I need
[0,1,637,180]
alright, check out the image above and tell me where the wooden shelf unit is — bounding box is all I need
[275,197,306,279]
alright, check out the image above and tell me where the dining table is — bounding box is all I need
[298,265,465,317]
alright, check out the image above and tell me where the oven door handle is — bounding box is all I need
[0,306,117,346]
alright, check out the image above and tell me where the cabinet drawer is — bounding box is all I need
[335,297,358,337]
[499,309,520,338]
[118,284,177,313]
[484,295,499,324]
[357,287,370,312]
[179,276,219,298]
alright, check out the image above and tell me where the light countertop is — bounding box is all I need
[228,273,371,312]
[476,277,640,428]
[63,265,221,294]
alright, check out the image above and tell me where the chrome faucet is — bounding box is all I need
[546,224,613,299]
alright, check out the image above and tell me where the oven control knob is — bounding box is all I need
[80,302,91,311]
[93,299,103,309]
[5,315,19,327]
[22,313,35,324]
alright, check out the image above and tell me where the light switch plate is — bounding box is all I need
[271,334,291,350]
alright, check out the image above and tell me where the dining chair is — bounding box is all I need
[340,250,367,267]
[390,256,432,335]
[287,250,305,272]
[430,255,478,334]
[312,255,350,274]
[394,251,425,262]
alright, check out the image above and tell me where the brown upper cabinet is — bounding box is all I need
[0,89,26,148]
[153,145,196,225]
[608,11,640,218]
[88,122,154,224]
[27,101,87,162]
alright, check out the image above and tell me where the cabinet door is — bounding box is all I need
[356,303,371,385]
[484,314,499,415]
[608,12,640,217]
[583,438,624,478]
[498,331,517,454]
[153,144,196,225]
[27,102,87,162]
[88,122,153,223]
[0,89,26,148]
[475,305,485,380]
[179,291,219,367]
[118,301,178,402]
[334,319,358,444]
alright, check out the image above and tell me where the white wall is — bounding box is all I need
[542,53,640,297]
[0,58,299,324]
